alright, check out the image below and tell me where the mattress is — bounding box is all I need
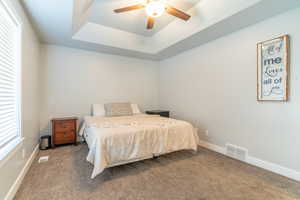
[80,114,199,178]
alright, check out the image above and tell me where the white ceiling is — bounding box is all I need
[22,0,300,60]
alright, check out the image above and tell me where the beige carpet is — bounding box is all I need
[14,144,300,200]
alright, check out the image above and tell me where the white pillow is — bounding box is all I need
[92,104,105,116]
[131,104,141,114]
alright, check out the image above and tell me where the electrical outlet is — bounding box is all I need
[205,130,209,136]
[22,149,26,159]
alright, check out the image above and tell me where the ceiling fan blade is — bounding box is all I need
[114,4,145,13]
[147,17,155,29]
[165,6,191,21]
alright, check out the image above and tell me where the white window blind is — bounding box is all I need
[0,1,21,150]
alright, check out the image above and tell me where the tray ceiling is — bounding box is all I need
[22,0,300,60]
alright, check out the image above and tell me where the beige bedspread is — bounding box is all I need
[80,114,199,178]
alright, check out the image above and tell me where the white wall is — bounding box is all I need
[40,45,159,135]
[0,0,41,199]
[1,4,299,199]
[159,8,300,172]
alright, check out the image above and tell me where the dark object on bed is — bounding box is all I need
[146,110,170,118]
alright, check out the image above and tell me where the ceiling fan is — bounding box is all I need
[113,0,191,30]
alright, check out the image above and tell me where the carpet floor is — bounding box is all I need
[14,144,300,200]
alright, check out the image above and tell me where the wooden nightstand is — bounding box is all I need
[146,110,170,118]
[51,117,78,148]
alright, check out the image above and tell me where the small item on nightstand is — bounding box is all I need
[40,135,52,150]
[146,110,170,118]
[51,117,78,148]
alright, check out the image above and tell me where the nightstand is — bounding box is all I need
[146,110,170,118]
[51,117,78,148]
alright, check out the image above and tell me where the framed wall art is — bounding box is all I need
[257,35,289,101]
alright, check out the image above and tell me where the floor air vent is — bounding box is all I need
[38,156,49,163]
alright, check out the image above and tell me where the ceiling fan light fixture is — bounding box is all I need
[145,1,165,18]
[113,0,190,30]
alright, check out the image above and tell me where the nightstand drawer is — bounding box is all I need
[54,131,75,143]
[55,121,75,132]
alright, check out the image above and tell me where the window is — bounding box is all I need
[0,0,21,160]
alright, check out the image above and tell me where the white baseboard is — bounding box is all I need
[246,156,300,182]
[4,144,39,200]
[198,140,300,182]
[198,140,226,155]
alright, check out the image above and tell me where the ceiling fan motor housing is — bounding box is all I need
[145,1,166,18]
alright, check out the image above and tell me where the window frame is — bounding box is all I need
[0,0,23,162]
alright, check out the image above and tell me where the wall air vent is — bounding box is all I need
[226,143,248,161]
[226,143,236,158]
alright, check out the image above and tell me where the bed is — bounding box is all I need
[79,106,199,179]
